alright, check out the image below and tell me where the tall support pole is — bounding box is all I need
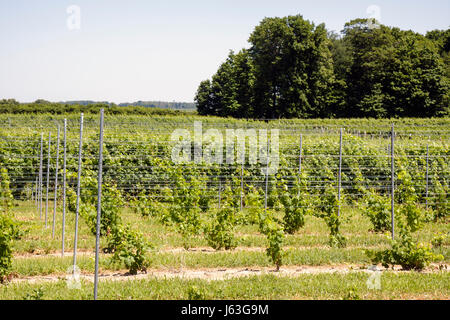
[391,124,395,240]
[240,152,244,211]
[39,133,43,218]
[52,125,60,238]
[34,178,36,206]
[73,114,84,271]
[35,141,39,208]
[94,109,105,300]
[264,139,270,215]
[35,177,38,207]
[298,134,303,176]
[62,120,67,256]
[425,144,429,209]
[338,128,343,217]
[45,132,51,227]
[218,180,221,209]
[297,134,303,197]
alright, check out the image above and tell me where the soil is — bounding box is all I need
[9,263,448,284]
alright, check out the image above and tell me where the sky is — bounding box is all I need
[0,0,449,103]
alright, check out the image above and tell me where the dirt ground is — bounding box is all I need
[9,263,449,284]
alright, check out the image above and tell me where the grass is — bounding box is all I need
[1,114,449,300]
[3,200,449,301]
[1,272,448,300]
[8,200,449,279]
[12,248,372,277]
[12,201,450,255]
[11,245,449,278]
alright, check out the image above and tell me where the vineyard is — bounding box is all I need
[0,113,449,300]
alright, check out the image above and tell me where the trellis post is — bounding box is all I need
[39,133,43,219]
[45,132,51,227]
[338,128,343,216]
[62,120,67,256]
[52,125,60,238]
[94,109,105,300]
[391,124,395,240]
[264,138,270,214]
[73,114,84,271]
[425,144,429,209]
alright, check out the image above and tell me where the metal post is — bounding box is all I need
[94,109,105,300]
[338,128,343,216]
[35,141,39,208]
[34,177,38,205]
[37,177,40,209]
[240,153,244,211]
[45,133,51,226]
[425,144,429,209]
[73,114,84,271]
[62,120,67,256]
[39,133,43,218]
[297,134,303,197]
[298,134,303,175]
[218,180,221,208]
[391,124,395,240]
[264,139,270,214]
[52,125,60,238]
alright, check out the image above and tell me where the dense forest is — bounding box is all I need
[195,16,450,119]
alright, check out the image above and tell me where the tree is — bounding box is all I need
[249,15,337,118]
[195,80,213,116]
[194,16,449,119]
[229,49,254,118]
[343,19,449,118]
[426,29,450,81]
[208,52,237,117]
[195,50,254,118]
[327,31,351,117]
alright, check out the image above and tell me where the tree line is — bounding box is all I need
[0,99,190,116]
[61,100,196,110]
[195,16,450,119]
[118,101,196,110]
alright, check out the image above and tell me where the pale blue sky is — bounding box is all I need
[1,0,449,103]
